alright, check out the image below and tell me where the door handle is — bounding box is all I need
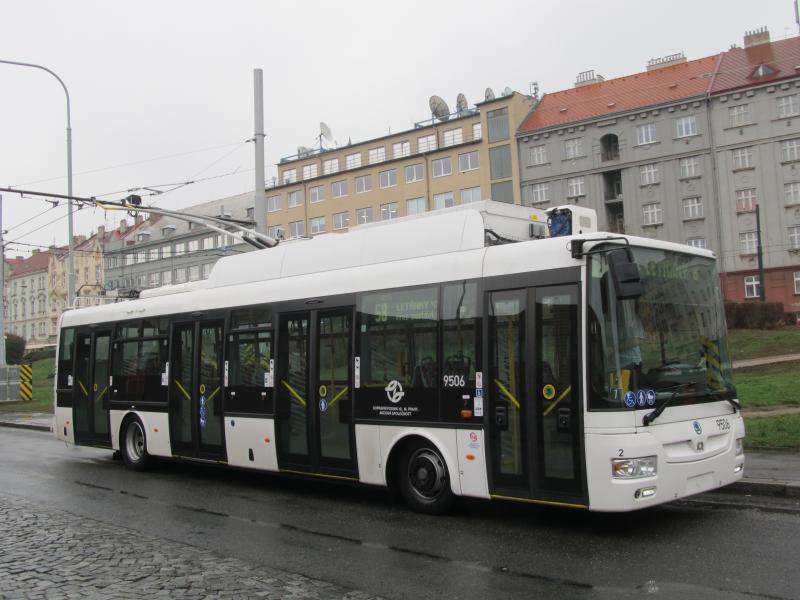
[494,405,508,430]
[557,407,571,433]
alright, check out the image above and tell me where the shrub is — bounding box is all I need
[5,333,26,364]
[24,346,56,362]
[725,301,786,329]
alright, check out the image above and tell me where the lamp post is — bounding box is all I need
[0,59,75,306]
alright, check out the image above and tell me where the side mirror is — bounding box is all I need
[607,248,643,299]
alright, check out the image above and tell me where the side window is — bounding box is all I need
[111,320,168,404]
[441,282,480,422]
[227,330,273,414]
[357,286,438,420]
[57,328,75,388]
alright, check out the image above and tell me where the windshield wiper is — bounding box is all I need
[708,388,740,413]
[642,381,695,427]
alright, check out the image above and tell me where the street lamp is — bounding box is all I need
[0,59,76,306]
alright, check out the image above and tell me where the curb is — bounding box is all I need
[728,479,800,499]
[0,421,52,433]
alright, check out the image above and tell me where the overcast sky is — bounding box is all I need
[0,0,795,257]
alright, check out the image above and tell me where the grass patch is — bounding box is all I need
[0,357,55,414]
[728,327,800,361]
[744,414,800,450]
[734,361,800,409]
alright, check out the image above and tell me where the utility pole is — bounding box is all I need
[253,69,268,236]
[756,203,766,302]
[0,194,6,366]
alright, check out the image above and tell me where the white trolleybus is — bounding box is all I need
[54,201,744,513]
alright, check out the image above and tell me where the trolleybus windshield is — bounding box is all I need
[587,247,735,410]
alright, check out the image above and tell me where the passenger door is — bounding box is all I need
[72,328,111,446]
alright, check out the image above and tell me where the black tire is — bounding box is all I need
[396,442,455,514]
[120,418,151,471]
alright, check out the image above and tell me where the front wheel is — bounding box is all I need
[397,443,455,514]
[121,418,150,471]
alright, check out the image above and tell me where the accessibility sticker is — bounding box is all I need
[637,390,647,407]
[624,391,636,408]
[646,389,656,406]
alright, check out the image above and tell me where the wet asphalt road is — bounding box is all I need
[1,428,799,600]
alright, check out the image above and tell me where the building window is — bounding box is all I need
[267,196,281,212]
[149,248,160,261]
[564,138,583,159]
[356,207,373,224]
[406,197,426,215]
[147,272,160,288]
[433,192,454,210]
[530,145,547,165]
[379,169,397,189]
[323,158,339,175]
[187,265,199,282]
[790,225,800,250]
[174,242,186,256]
[777,94,800,118]
[786,182,800,206]
[679,156,701,178]
[432,157,452,178]
[333,212,350,230]
[282,169,296,184]
[288,190,302,208]
[202,263,212,279]
[392,141,410,158]
[729,104,750,127]
[682,197,703,219]
[368,147,386,164]
[345,153,361,169]
[491,180,514,203]
[309,185,324,203]
[732,146,754,169]
[473,122,482,141]
[642,203,663,226]
[302,164,318,180]
[676,115,697,138]
[489,145,512,180]
[687,238,707,249]
[405,163,424,183]
[459,151,479,172]
[636,123,657,145]
[175,267,187,283]
[267,225,283,240]
[246,207,254,220]
[417,134,437,153]
[443,128,463,147]
[187,240,199,252]
[332,180,348,198]
[744,275,760,299]
[527,183,549,205]
[310,216,326,234]
[202,237,214,250]
[355,174,373,193]
[781,139,800,162]
[567,176,585,198]
[736,188,757,212]
[794,271,800,294]
[460,187,481,204]
[288,221,305,239]
[380,202,399,221]
[739,231,757,254]
[640,163,659,185]
[487,107,509,142]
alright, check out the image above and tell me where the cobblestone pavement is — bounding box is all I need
[0,493,385,600]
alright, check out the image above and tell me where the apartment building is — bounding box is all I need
[263,92,534,239]
[5,250,50,348]
[102,193,252,292]
[517,28,800,315]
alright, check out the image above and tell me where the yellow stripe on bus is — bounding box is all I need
[281,380,307,407]
[207,386,221,401]
[328,386,349,408]
[78,381,89,397]
[543,385,572,417]
[494,378,520,410]
[175,380,191,401]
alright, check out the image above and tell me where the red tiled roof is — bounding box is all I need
[8,251,50,277]
[519,55,720,132]
[711,36,800,94]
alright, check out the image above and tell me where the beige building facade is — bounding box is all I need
[263,92,534,239]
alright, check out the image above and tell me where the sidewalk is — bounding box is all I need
[732,353,800,370]
[1,411,798,499]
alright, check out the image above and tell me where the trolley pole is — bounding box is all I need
[0,194,6,367]
[253,69,268,235]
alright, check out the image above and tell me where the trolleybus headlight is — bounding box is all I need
[735,437,744,457]
[611,456,657,479]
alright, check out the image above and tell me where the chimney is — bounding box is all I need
[647,52,687,71]
[575,70,604,88]
[119,219,128,233]
[134,214,144,226]
[744,27,770,48]
[98,225,105,238]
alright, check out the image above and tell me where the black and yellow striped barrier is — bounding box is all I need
[19,364,33,401]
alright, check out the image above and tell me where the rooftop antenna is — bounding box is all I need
[530,81,539,100]
[429,95,450,121]
[319,122,333,150]
[502,86,512,97]
[485,87,495,101]
[456,92,469,116]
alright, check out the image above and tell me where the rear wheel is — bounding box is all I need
[121,418,150,471]
[397,442,455,514]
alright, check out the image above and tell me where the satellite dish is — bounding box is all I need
[320,122,333,142]
[456,93,468,115]
[503,86,512,97]
[485,87,495,101]
[429,95,450,121]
